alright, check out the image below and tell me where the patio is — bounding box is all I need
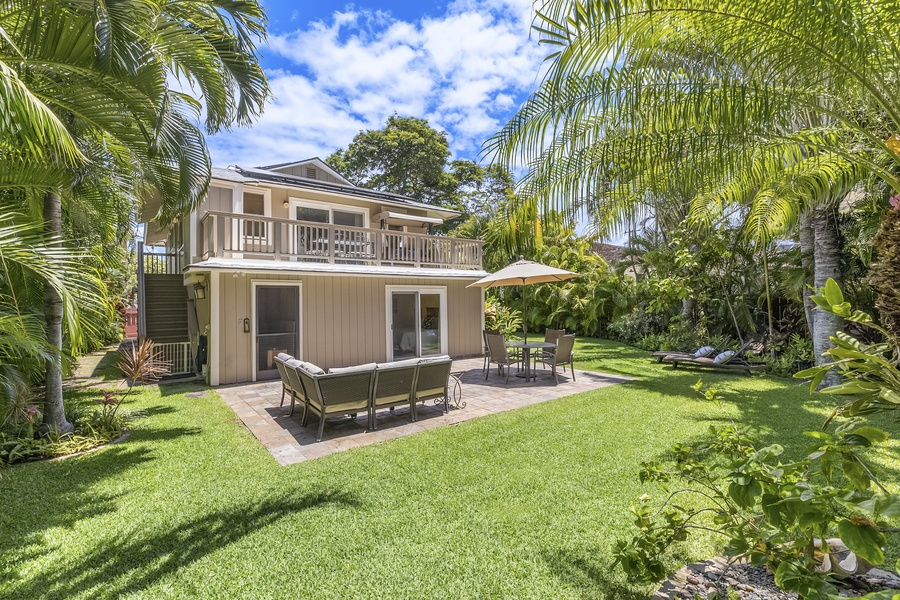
[218,356,631,465]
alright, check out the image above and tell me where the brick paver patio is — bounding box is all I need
[217,357,631,465]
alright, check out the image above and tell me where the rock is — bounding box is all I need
[739,583,755,592]
[687,576,701,585]
[725,577,740,587]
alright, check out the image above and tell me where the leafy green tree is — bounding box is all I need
[489,0,898,383]
[326,115,455,206]
[0,0,269,432]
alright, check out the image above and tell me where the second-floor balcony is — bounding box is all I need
[198,211,483,270]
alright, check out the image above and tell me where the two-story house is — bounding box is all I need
[137,158,486,385]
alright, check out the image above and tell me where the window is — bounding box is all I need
[291,199,368,229]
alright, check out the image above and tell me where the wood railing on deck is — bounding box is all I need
[198,211,483,269]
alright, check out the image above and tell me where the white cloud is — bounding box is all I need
[208,0,545,167]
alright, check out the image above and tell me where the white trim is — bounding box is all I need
[481,287,486,335]
[209,271,220,386]
[185,259,486,280]
[250,280,303,382]
[289,197,370,227]
[385,285,448,361]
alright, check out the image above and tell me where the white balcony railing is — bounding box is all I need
[198,212,483,270]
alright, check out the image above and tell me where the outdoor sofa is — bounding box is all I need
[274,353,453,441]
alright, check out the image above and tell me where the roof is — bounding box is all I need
[214,165,461,220]
[256,157,351,185]
[590,243,630,263]
[186,258,486,279]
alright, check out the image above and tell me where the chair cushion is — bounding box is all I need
[276,352,294,362]
[713,350,736,364]
[694,346,716,358]
[418,355,451,364]
[328,362,377,375]
[299,361,325,375]
[376,358,420,370]
[417,386,446,398]
[285,358,303,369]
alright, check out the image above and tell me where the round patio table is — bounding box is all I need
[506,341,556,381]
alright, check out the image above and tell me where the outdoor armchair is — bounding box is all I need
[413,355,453,418]
[485,333,521,384]
[297,364,375,441]
[371,359,420,430]
[274,352,293,408]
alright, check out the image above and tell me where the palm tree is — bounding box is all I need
[488,0,900,383]
[0,0,269,432]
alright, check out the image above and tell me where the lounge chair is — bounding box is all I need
[413,355,453,418]
[541,334,576,384]
[297,363,375,441]
[650,345,716,363]
[661,348,768,376]
[485,333,521,384]
[371,358,420,429]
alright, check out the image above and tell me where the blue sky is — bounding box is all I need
[207,0,546,168]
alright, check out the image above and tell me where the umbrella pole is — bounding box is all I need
[522,282,527,343]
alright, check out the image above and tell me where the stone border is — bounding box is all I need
[653,557,900,599]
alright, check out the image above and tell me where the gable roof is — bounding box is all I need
[256,157,351,185]
[219,165,461,220]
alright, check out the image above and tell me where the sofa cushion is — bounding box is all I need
[299,361,325,375]
[328,362,377,375]
[276,352,294,362]
[285,358,303,369]
[418,355,451,364]
[376,358,420,370]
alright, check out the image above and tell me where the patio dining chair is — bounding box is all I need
[543,334,576,384]
[535,328,565,365]
[413,356,453,418]
[482,328,499,372]
[485,333,521,384]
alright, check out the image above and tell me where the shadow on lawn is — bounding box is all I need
[8,489,359,599]
[542,548,647,599]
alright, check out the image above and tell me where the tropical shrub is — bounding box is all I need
[614,282,900,599]
[118,340,171,386]
[608,308,663,346]
[485,297,522,337]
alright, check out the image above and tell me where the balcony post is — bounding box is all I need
[327,224,335,264]
[450,238,457,268]
[374,230,382,266]
[273,221,282,261]
[215,213,225,258]
[415,236,421,268]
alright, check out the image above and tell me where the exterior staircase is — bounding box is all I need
[137,244,194,375]
[143,274,189,343]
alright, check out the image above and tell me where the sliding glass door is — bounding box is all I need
[388,288,446,361]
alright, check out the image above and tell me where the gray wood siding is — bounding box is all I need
[213,274,483,384]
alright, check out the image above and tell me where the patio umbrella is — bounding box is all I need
[467,256,579,342]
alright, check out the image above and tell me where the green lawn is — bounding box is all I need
[1,339,897,599]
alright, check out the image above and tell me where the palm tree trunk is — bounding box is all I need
[811,204,843,388]
[43,191,73,435]
[681,297,695,326]
[799,212,816,339]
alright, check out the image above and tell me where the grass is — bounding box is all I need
[1,339,898,599]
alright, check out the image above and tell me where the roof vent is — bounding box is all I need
[306,167,316,179]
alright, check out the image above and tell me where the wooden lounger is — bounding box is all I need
[661,354,769,376]
[650,350,696,363]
